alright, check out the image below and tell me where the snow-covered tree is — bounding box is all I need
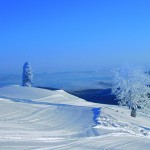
[22,61,33,87]
[112,64,150,117]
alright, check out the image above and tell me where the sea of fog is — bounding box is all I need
[0,71,112,91]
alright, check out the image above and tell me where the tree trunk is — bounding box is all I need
[131,107,136,117]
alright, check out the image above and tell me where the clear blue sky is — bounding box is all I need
[0,0,150,73]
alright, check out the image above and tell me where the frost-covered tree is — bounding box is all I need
[22,61,33,87]
[112,64,150,117]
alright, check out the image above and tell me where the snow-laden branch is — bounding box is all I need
[112,64,150,117]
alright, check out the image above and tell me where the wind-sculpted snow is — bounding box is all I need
[0,86,150,150]
[98,108,150,137]
[92,108,101,127]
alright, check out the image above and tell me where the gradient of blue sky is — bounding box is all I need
[0,0,150,73]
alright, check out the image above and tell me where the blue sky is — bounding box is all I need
[0,0,150,73]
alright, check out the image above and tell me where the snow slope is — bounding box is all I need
[0,85,149,150]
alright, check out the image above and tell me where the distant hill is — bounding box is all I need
[68,89,118,105]
[36,86,60,91]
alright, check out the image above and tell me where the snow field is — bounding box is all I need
[0,86,149,150]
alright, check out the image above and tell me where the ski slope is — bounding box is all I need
[0,85,149,150]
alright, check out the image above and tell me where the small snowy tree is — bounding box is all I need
[112,64,150,117]
[22,61,33,87]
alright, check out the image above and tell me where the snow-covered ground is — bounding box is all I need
[0,85,149,150]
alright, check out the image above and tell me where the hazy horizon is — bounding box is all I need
[0,70,112,90]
